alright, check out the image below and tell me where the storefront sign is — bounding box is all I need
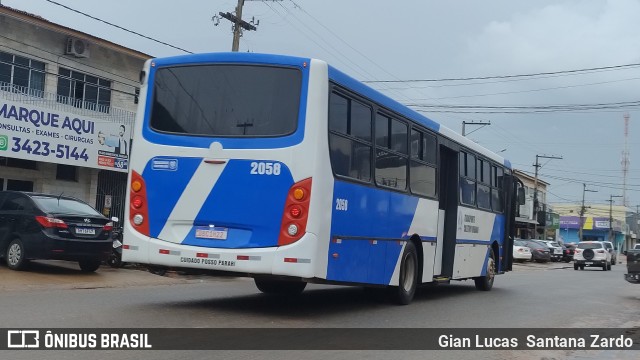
[560,216,622,231]
[0,99,131,172]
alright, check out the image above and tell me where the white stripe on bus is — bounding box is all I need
[157,159,228,243]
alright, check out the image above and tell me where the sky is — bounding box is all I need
[5,0,640,210]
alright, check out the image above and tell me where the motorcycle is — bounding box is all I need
[107,217,124,268]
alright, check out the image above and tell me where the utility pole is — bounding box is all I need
[461,121,490,136]
[532,154,562,238]
[579,183,598,242]
[212,0,261,52]
[608,194,622,242]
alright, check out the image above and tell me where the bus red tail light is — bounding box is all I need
[129,170,150,236]
[278,178,312,246]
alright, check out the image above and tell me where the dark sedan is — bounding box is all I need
[0,191,113,272]
[562,243,576,263]
[518,239,551,263]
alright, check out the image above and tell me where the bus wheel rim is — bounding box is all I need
[402,253,416,292]
[487,257,495,283]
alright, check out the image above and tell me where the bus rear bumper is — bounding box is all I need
[122,231,318,279]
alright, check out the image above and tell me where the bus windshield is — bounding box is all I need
[150,64,302,137]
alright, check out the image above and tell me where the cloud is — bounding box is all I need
[463,0,640,74]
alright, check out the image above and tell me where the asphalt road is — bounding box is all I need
[1,260,638,360]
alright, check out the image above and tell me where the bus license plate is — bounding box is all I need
[76,228,96,235]
[195,228,228,240]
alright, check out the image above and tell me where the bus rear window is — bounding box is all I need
[150,65,302,137]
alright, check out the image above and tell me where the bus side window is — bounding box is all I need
[477,158,491,210]
[491,165,504,212]
[375,114,408,190]
[328,91,372,183]
[409,129,436,197]
[459,152,476,206]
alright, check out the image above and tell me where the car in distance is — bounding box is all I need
[519,239,551,263]
[574,241,611,271]
[625,244,640,283]
[562,243,576,263]
[0,191,113,272]
[513,239,532,262]
[538,240,563,262]
[602,241,617,265]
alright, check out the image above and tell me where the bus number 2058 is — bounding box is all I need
[250,162,281,175]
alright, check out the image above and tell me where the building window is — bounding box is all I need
[0,51,45,97]
[56,164,78,181]
[328,91,373,183]
[0,157,38,170]
[6,179,34,192]
[56,67,111,113]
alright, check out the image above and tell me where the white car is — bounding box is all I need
[513,240,532,262]
[574,241,612,271]
[602,241,617,265]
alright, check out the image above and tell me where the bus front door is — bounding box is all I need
[436,146,458,278]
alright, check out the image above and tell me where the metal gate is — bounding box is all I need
[95,170,127,227]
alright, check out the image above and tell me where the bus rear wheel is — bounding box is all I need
[391,242,418,305]
[474,249,496,291]
[254,278,307,295]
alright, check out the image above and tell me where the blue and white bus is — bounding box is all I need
[122,53,524,304]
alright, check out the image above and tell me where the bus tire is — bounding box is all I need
[254,278,306,295]
[391,242,418,305]
[474,249,496,291]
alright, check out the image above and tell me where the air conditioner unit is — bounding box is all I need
[65,38,90,58]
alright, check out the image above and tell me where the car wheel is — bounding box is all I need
[580,265,585,270]
[78,259,101,273]
[574,263,578,270]
[6,239,28,271]
[602,262,607,271]
[474,248,496,292]
[254,278,307,295]
[391,242,419,304]
[607,262,612,271]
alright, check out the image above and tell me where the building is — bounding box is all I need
[0,5,151,221]
[553,203,627,248]
[513,169,556,239]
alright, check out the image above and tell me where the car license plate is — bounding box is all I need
[195,227,227,240]
[585,261,593,265]
[76,228,96,235]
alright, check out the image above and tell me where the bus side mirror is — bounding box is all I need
[517,188,526,205]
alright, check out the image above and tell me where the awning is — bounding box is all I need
[516,217,539,225]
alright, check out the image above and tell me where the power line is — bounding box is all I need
[363,62,640,83]
[43,0,192,54]
[518,169,640,191]
[409,100,640,114]
[409,76,640,101]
